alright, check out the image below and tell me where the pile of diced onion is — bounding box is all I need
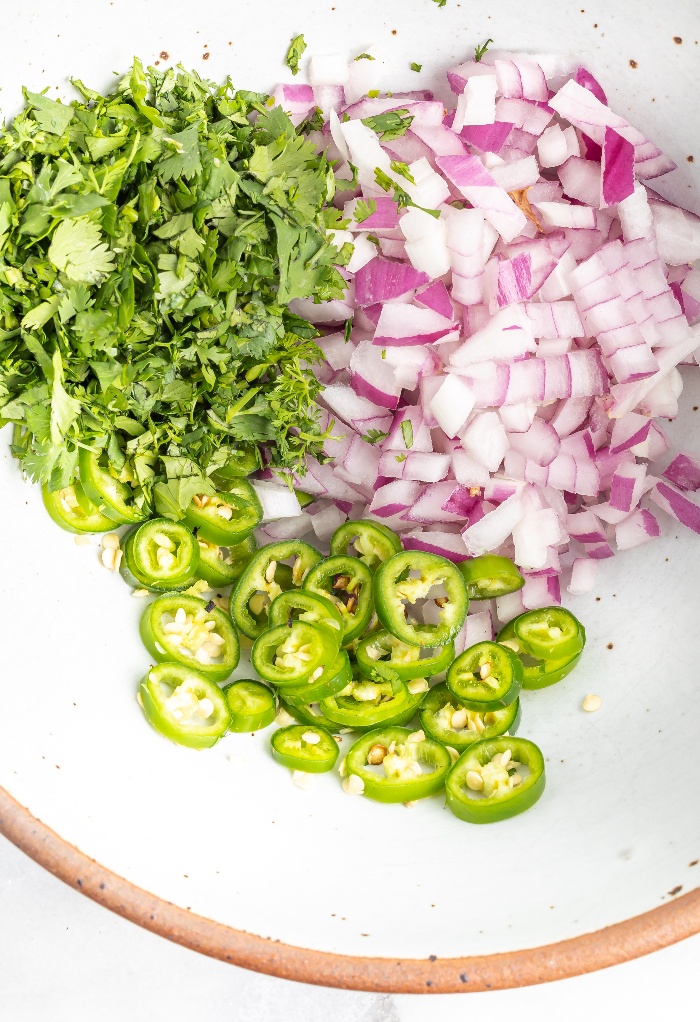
[257,46,700,631]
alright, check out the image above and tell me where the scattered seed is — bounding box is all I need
[407,729,425,743]
[215,504,233,520]
[466,770,484,791]
[501,748,512,767]
[309,666,324,682]
[342,774,365,795]
[196,697,214,718]
[403,800,418,808]
[100,548,117,571]
[74,535,92,547]
[292,770,312,789]
[451,708,468,730]
[367,744,387,765]
[582,694,602,712]
[547,626,562,639]
[301,730,321,745]
[131,588,149,599]
[101,533,120,551]
[479,662,492,680]
[511,774,523,787]
[265,560,277,584]
[407,678,429,695]
[275,706,296,727]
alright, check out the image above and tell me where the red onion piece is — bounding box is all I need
[662,452,700,492]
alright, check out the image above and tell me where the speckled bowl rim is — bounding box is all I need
[1,786,698,992]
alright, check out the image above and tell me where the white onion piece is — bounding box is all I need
[369,480,423,517]
[453,609,494,656]
[252,483,303,522]
[261,513,313,541]
[462,492,525,555]
[428,374,476,438]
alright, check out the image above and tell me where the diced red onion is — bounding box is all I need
[662,452,700,492]
[567,556,599,595]
[650,480,700,534]
[614,508,661,549]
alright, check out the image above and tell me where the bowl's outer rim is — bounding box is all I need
[1,786,698,993]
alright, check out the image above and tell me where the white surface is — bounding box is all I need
[0,0,699,975]
[2,832,699,1022]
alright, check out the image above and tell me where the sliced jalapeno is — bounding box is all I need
[270,724,339,773]
[303,554,374,645]
[356,629,454,681]
[223,680,276,732]
[447,641,523,711]
[445,737,546,823]
[42,482,115,534]
[420,683,521,750]
[232,541,322,639]
[497,619,583,690]
[344,726,451,802]
[251,620,340,688]
[374,551,468,647]
[140,594,240,682]
[120,518,200,592]
[458,554,525,600]
[267,589,344,636]
[78,448,148,525]
[330,521,402,569]
[139,662,231,749]
[320,669,424,730]
[279,697,345,733]
[283,651,352,703]
[196,534,257,588]
[512,607,585,661]
[183,481,262,546]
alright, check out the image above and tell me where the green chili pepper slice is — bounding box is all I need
[120,518,200,592]
[356,629,454,681]
[497,619,583,690]
[458,554,525,600]
[512,607,585,661]
[446,641,523,711]
[196,534,258,588]
[267,589,344,637]
[344,726,451,802]
[270,725,339,773]
[42,482,115,534]
[223,679,277,732]
[282,651,352,703]
[295,489,315,509]
[320,669,424,730]
[374,551,469,647]
[303,555,374,645]
[251,620,340,688]
[232,541,322,639]
[279,697,345,733]
[420,683,521,750]
[183,481,262,547]
[445,737,546,823]
[139,662,231,749]
[78,449,148,525]
[139,594,239,682]
[330,521,402,569]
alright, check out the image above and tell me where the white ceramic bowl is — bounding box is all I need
[1,0,699,992]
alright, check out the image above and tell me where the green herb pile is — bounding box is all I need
[0,60,350,515]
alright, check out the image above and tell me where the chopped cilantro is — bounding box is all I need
[362,109,414,141]
[395,453,407,462]
[355,53,375,61]
[390,161,416,185]
[285,34,307,76]
[474,38,494,62]
[354,198,378,223]
[401,419,414,449]
[363,429,389,445]
[344,319,353,343]
[432,0,447,6]
[410,62,423,73]
[0,61,346,508]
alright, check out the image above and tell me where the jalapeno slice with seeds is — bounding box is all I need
[446,641,522,711]
[183,480,262,547]
[232,541,322,639]
[140,594,239,682]
[196,534,257,588]
[458,554,525,600]
[223,680,276,732]
[345,726,451,802]
[320,669,424,730]
[139,662,231,749]
[42,482,116,534]
[78,449,149,525]
[120,518,200,592]
[279,697,345,733]
[512,607,585,661]
[303,555,374,645]
[356,629,454,681]
[445,737,545,823]
[420,683,521,750]
[330,521,402,569]
[283,651,352,703]
[267,589,344,636]
[251,620,340,688]
[496,619,583,690]
[374,551,468,647]
[270,725,339,773]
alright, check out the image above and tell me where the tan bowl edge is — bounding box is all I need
[1,785,698,993]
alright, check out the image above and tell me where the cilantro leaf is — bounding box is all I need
[362,109,414,141]
[410,62,422,72]
[24,90,74,135]
[47,218,116,284]
[401,419,414,449]
[285,34,307,76]
[354,198,377,223]
[355,53,375,61]
[432,0,447,6]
